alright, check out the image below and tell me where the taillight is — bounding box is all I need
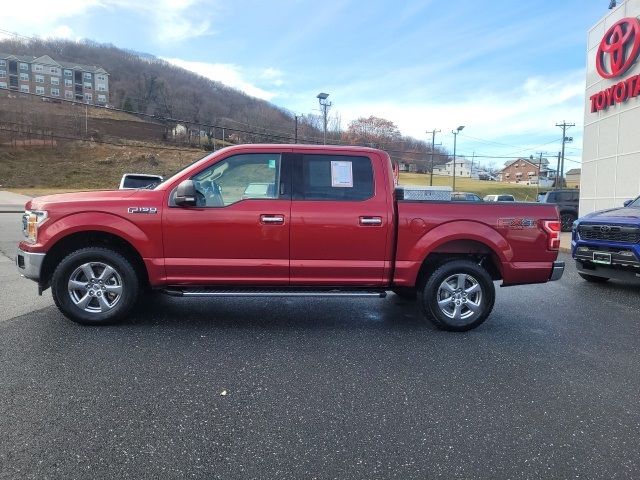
[542,220,561,250]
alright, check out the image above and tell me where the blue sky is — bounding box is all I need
[2,0,610,168]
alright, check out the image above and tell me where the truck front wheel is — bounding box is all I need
[51,247,140,325]
[420,259,495,332]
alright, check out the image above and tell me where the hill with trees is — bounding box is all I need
[0,37,449,168]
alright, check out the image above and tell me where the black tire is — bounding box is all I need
[419,259,495,332]
[560,212,577,232]
[51,247,140,325]
[392,287,417,300]
[578,272,609,283]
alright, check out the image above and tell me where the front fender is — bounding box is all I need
[28,211,162,259]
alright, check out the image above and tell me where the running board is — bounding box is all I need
[162,287,387,298]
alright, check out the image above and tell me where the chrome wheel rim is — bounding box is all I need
[436,273,483,324]
[68,262,123,313]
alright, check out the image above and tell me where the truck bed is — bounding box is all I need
[394,201,560,287]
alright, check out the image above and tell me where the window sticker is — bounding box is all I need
[268,159,276,169]
[330,160,353,187]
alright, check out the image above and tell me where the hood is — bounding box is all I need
[581,206,640,225]
[27,189,144,210]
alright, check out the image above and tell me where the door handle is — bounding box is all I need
[359,216,382,226]
[260,214,285,224]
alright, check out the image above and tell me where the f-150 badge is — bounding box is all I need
[128,207,157,214]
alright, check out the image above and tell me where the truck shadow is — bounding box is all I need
[125,293,440,332]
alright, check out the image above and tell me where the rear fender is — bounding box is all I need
[396,221,512,286]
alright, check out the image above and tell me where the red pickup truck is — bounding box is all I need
[16,144,564,331]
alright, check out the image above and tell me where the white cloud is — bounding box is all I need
[162,57,279,101]
[316,70,586,159]
[261,68,284,87]
[47,25,75,40]
[140,0,212,42]
[0,0,213,43]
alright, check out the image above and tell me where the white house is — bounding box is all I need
[432,157,473,178]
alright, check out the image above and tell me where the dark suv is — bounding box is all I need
[539,189,580,232]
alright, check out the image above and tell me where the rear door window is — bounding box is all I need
[296,154,374,201]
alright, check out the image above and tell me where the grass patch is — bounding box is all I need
[399,173,542,201]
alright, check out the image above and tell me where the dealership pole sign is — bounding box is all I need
[590,17,640,113]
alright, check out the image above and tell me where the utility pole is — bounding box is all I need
[426,129,441,186]
[556,121,575,189]
[294,114,301,144]
[470,151,475,178]
[317,93,331,145]
[85,105,88,137]
[555,151,561,190]
[451,126,465,191]
[535,151,545,198]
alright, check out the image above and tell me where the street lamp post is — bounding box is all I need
[317,92,331,145]
[451,125,465,191]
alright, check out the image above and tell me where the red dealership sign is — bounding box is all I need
[591,17,640,112]
[596,17,640,78]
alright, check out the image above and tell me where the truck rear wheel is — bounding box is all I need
[51,247,140,325]
[420,259,495,332]
[560,212,577,232]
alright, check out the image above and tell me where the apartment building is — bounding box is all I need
[0,54,109,105]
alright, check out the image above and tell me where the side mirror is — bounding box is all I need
[624,199,633,207]
[175,180,197,207]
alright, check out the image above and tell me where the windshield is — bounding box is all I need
[154,153,212,190]
[629,196,640,208]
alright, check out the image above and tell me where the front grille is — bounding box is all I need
[578,224,640,243]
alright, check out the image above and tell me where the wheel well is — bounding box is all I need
[415,240,502,286]
[559,210,577,217]
[40,231,149,290]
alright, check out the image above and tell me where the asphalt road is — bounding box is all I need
[1,212,640,479]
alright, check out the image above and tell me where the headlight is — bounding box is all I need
[22,210,48,243]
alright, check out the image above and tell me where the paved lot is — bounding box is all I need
[1,212,640,479]
[0,190,30,212]
[0,213,53,322]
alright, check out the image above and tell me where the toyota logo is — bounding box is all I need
[600,225,612,233]
[596,17,640,79]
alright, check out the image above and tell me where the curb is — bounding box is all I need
[560,247,571,254]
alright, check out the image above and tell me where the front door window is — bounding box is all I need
[191,153,281,207]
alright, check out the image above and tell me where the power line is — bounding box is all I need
[0,88,585,162]
[0,28,33,41]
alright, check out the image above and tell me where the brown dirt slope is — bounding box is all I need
[0,142,204,189]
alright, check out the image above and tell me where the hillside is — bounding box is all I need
[0,38,441,168]
[0,38,297,139]
[0,142,203,190]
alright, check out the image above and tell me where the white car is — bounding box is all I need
[483,194,515,202]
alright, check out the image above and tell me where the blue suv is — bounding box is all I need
[572,196,640,283]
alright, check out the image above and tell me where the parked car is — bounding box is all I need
[483,194,515,202]
[572,196,640,284]
[538,189,579,232]
[451,191,483,202]
[16,144,564,332]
